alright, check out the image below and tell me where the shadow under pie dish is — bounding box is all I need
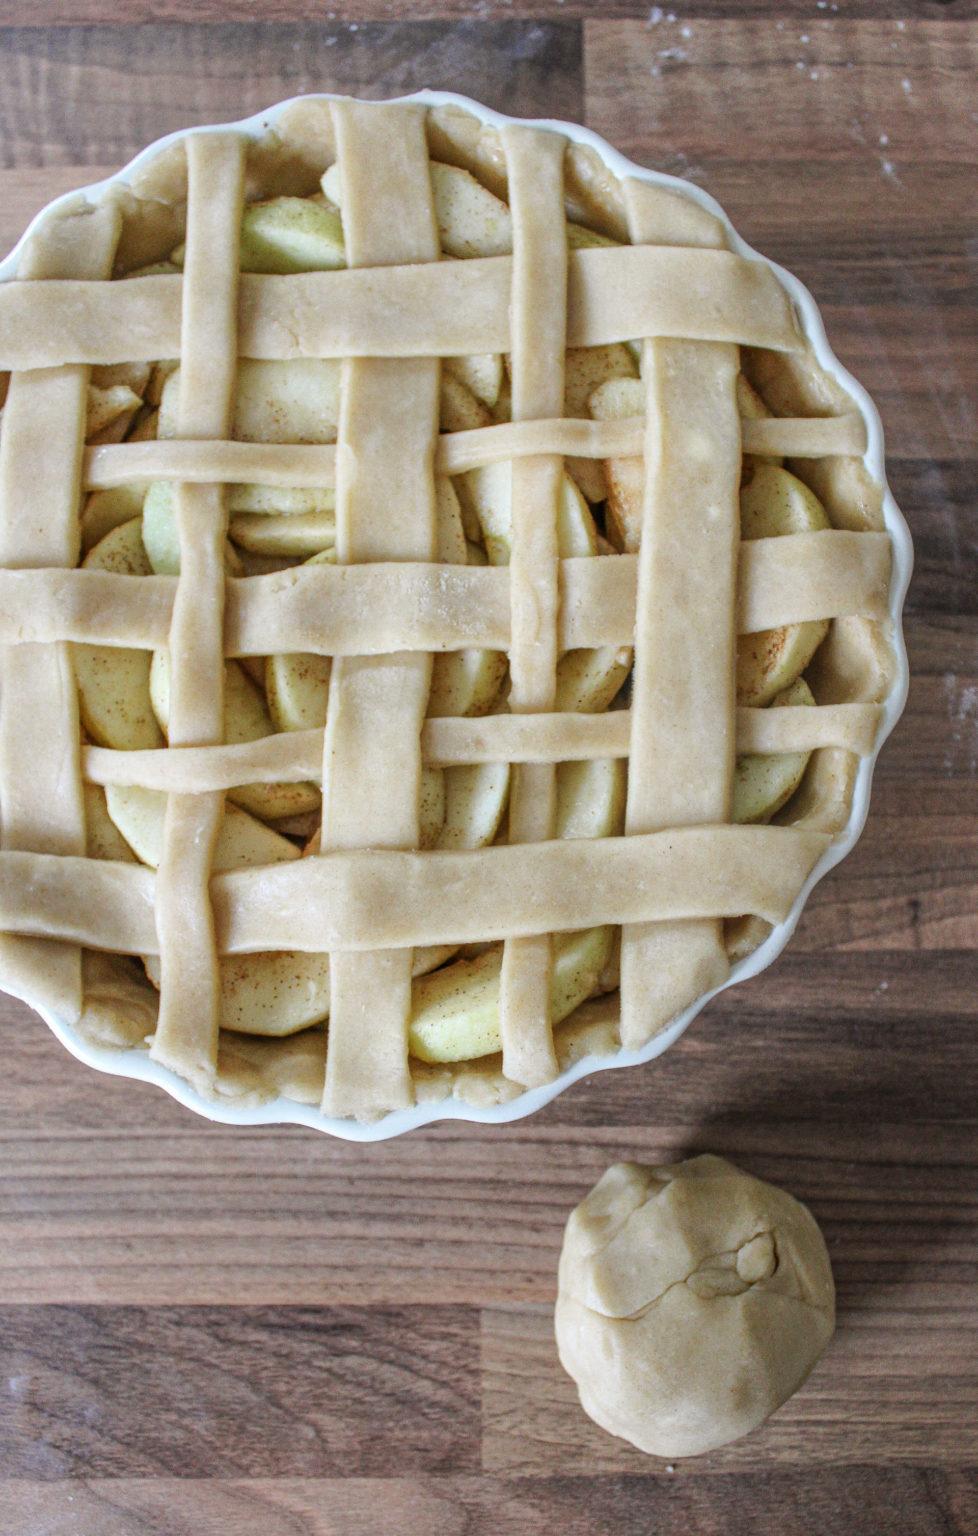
[0,92,910,1138]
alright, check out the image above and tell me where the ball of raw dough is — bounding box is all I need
[555,1153,835,1457]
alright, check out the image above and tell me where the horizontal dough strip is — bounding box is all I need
[0,825,830,956]
[0,246,801,371]
[0,533,891,653]
[422,703,883,763]
[83,411,867,492]
[81,702,883,791]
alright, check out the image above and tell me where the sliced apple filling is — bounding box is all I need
[71,161,836,1070]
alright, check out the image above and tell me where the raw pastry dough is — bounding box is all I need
[555,1154,835,1456]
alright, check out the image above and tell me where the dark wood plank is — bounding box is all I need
[3,1469,976,1536]
[0,21,582,169]
[1,1033,976,1303]
[0,1305,480,1478]
[481,1295,978,1472]
[7,0,978,25]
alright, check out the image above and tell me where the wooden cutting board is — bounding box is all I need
[0,7,976,1534]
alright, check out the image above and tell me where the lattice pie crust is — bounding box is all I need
[0,98,896,1122]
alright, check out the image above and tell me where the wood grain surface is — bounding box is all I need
[1,8,976,1534]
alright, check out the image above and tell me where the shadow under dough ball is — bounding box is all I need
[555,1153,835,1457]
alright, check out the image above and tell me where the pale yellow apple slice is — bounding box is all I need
[418,766,446,849]
[126,407,160,443]
[444,353,503,409]
[587,374,645,551]
[73,518,164,751]
[141,481,243,577]
[404,744,622,1064]
[91,362,152,396]
[159,357,341,446]
[460,459,598,565]
[144,942,466,1039]
[84,782,139,863]
[441,371,492,433]
[737,463,831,706]
[150,649,320,820]
[171,195,346,275]
[80,484,147,553]
[86,383,143,443]
[228,508,336,559]
[566,223,619,250]
[227,484,336,517]
[178,951,332,1037]
[323,160,514,259]
[436,475,468,566]
[106,783,301,871]
[238,196,345,273]
[144,360,178,407]
[436,762,510,852]
[266,651,332,734]
[732,677,815,824]
[409,926,614,1064]
[555,646,632,714]
[564,344,639,503]
[555,757,626,840]
[428,648,507,718]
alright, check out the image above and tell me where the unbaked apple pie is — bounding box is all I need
[0,96,899,1123]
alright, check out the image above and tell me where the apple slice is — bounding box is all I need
[428,648,507,718]
[441,371,492,433]
[566,223,620,250]
[323,160,514,259]
[159,358,341,446]
[444,353,503,409]
[436,475,468,566]
[266,651,332,734]
[587,374,645,551]
[555,646,631,714]
[564,344,639,503]
[73,518,164,751]
[737,463,830,706]
[408,925,614,1064]
[404,725,622,1063]
[141,481,243,577]
[228,509,335,559]
[91,362,152,396]
[150,649,320,820]
[171,195,346,276]
[418,766,446,849]
[437,762,510,851]
[460,459,598,565]
[105,784,301,871]
[555,757,626,840]
[86,383,143,444]
[84,782,139,863]
[238,196,345,274]
[732,677,815,824]
[227,484,336,517]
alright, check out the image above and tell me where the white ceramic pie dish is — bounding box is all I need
[1,91,912,1141]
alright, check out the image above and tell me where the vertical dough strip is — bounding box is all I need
[0,201,121,1022]
[149,133,245,1090]
[319,101,441,1121]
[497,124,569,1089]
[618,181,741,1049]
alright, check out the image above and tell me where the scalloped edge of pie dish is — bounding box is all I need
[3,90,913,1142]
